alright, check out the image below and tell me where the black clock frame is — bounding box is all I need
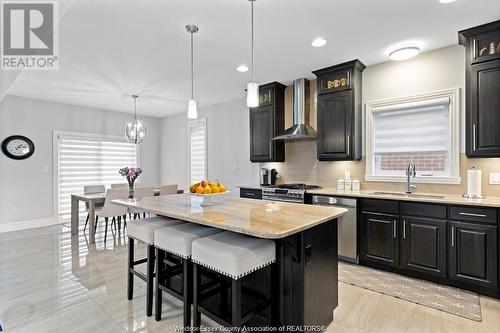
[1,135,35,160]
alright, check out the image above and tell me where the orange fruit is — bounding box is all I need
[196,186,204,194]
[204,186,212,194]
[212,185,220,193]
[219,184,226,193]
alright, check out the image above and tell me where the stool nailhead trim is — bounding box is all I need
[191,258,276,280]
[155,245,190,260]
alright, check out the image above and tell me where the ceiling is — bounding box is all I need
[6,0,500,118]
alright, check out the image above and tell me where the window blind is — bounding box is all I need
[373,100,450,154]
[189,119,207,184]
[57,134,137,218]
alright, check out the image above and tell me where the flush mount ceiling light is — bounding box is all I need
[439,0,456,3]
[237,64,249,72]
[389,46,420,61]
[246,0,259,108]
[311,38,327,47]
[125,95,147,144]
[186,24,199,119]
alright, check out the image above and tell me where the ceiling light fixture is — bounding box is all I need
[125,95,147,144]
[246,0,259,108]
[237,64,249,72]
[186,24,199,119]
[389,46,420,61]
[439,0,456,3]
[311,38,327,47]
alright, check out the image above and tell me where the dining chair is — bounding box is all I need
[159,184,178,195]
[83,184,105,232]
[130,186,155,219]
[111,183,128,188]
[95,188,129,241]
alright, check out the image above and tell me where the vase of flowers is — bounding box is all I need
[119,167,143,198]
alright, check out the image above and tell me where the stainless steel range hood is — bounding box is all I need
[272,78,317,141]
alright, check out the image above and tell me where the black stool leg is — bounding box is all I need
[271,263,280,328]
[231,278,242,328]
[146,244,155,317]
[155,248,163,321]
[192,263,201,331]
[183,259,192,328]
[127,237,134,300]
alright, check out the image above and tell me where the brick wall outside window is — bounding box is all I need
[377,153,446,172]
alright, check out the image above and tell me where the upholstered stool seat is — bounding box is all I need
[126,216,184,317]
[153,223,222,324]
[191,231,276,279]
[191,231,276,329]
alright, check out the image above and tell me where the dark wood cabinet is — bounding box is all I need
[249,82,286,162]
[449,221,498,290]
[459,20,500,157]
[239,187,262,200]
[313,60,365,161]
[401,216,447,278]
[360,213,399,267]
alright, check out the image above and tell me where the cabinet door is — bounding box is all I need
[401,217,447,278]
[468,59,500,156]
[360,213,399,267]
[249,106,274,162]
[449,221,498,290]
[317,91,352,160]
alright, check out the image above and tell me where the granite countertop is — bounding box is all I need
[112,194,347,239]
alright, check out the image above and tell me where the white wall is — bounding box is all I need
[160,98,259,194]
[0,95,161,224]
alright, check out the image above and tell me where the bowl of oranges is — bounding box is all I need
[188,180,229,206]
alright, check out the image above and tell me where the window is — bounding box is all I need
[366,89,460,184]
[55,132,138,219]
[189,118,207,184]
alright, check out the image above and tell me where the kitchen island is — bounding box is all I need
[113,194,347,328]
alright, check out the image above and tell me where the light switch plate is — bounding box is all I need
[489,172,500,185]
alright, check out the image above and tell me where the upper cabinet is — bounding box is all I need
[313,60,365,161]
[249,82,286,162]
[459,20,500,157]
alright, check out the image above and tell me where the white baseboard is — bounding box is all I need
[0,217,65,233]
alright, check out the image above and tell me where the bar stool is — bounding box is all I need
[127,216,184,317]
[153,223,222,325]
[191,231,276,329]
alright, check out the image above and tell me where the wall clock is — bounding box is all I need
[1,135,35,160]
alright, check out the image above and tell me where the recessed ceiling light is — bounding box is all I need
[439,0,456,3]
[311,38,327,47]
[237,64,248,72]
[389,47,420,61]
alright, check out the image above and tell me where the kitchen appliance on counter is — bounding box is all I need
[312,195,358,263]
[262,183,321,203]
[260,168,279,186]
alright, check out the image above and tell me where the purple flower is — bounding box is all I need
[119,167,143,185]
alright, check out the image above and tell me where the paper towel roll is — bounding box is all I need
[467,169,482,197]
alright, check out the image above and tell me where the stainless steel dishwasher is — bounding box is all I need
[312,195,358,263]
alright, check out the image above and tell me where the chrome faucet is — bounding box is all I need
[406,163,417,194]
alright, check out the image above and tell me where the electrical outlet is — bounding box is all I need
[489,173,500,185]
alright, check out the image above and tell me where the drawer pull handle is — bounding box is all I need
[403,220,406,239]
[393,219,397,239]
[473,124,477,151]
[458,212,487,218]
[451,226,455,247]
[245,193,256,197]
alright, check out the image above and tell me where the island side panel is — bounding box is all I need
[278,218,338,327]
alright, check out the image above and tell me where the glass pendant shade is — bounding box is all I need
[187,99,198,119]
[125,119,147,144]
[246,82,259,107]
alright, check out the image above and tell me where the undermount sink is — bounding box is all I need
[368,191,445,199]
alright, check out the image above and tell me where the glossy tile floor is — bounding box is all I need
[1,223,500,333]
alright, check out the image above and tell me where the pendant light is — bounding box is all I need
[125,95,147,144]
[246,0,259,107]
[186,24,199,119]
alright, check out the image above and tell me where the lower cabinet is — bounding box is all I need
[401,217,447,278]
[361,213,399,267]
[449,221,498,290]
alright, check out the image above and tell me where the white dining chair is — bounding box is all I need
[159,184,178,195]
[83,184,105,232]
[96,188,129,241]
[130,186,155,219]
[111,183,129,189]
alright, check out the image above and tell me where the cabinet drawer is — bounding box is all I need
[450,206,497,224]
[400,202,447,219]
[361,199,398,214]
[239,188,262,200]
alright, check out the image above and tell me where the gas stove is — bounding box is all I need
[262,183,322,203]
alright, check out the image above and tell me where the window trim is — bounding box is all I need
[365,88,461,184]
[52,130,140,218]
[187,117,208,186]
